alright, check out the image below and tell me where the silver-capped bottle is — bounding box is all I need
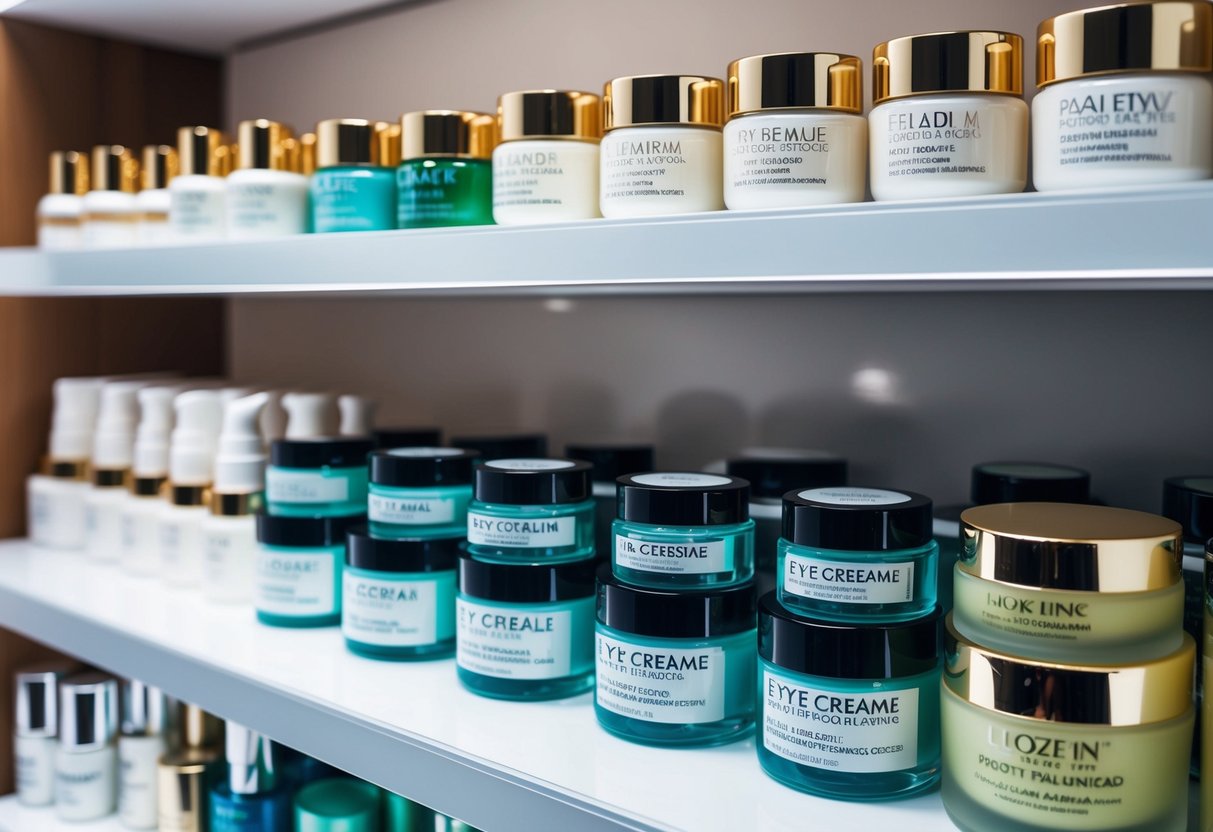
[55,673,118,821]
[118,680,169,828]
[14,664,68,806]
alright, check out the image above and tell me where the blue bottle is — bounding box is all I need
[209,723,291,832]
[466,458,595,563]
[757,593,942,800]
[368,448,478,539]
[310,119,398,233]
[254,513,363,628]
[564,443,654,562]
[265,438,374,517]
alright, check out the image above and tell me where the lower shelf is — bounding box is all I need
[0,795,123,831]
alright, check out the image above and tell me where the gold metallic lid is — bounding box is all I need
[315,118,378,167]
[728,52,863,116]
[945,617,1194,726]
[873,31,1024,104]
[299,132,317,175]
[498,90,603,142]
[210,491,263,517]
[376,121,402,167]
[141,145,179,190]
[176,703,222,751]
[959,502,1182,593]
[158,748,219,832]
[236,120,295,171]
[1037,1,1213,87]
[177,126,228,176]
[603,74,725,130]
[49,151,89,195]
[91,145,139,192]
[401,110,498,160]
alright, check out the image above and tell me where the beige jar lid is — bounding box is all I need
[873,30,1023,104]
[728,52,863,117]
[498,90,602,142]
[603,74,725,130]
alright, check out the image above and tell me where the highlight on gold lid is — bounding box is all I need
[158,748,219,832]
[90,145,139,192]
[873,31,1023,104]
[498,90,603,142]
[945,618,1194,725]
[141,145,179,190]
[603,74,725,130]
[1037,1,1213,88]
[959,502,1182,593]
[49,151,89,195]
[315,119,379,168]
[177,126,229,176]
[728,53,863,117]
[375,121,402,167]
[236,119,295,171]
[401,110,498,160]
[299,132,317,176]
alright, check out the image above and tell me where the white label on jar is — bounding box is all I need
[615,534,727,575]
[456,598,572,679]
[343,573,447,646]
[369,493,457,525]
[784,553,914,604]
[484,458,573,470]
[467,512,576,547]
[255,549,336,616]
[492,141,600,221]
[1046,82,1198,169]
[724,113,867,207]
[600,127,723,215]
[763,670,918,773]
[631,472,731,488]
[596,633,725,724]
[169,183,225,235]
[388,447,462,457]
[799,487,910,505]
[266,469,350,503]
[879,105,991,177]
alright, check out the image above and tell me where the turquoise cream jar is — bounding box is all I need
[342,529,458,660]
[778,487,937,622]
[466,458,594,563]
[310,119,398,233]
[758,593,941,800]
[255,514,363,627]
[456,554,596,701]
[613,472,754,588]
[266,438,373,517]
[368,448,478,539]
[594,568,756,746]
[565,443,654,561]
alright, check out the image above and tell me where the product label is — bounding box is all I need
[631,472,731,488]
[763,670,918,773]
[725,115,865,200]
[600,130,722,210]
[202,522,257,595]
[169,187,224,234]
[615,534,729,576]
[369,493,457,525]
[492,144,599,217]
[15,736,54,804]
[397,162,488,226]
[266,469,350,504]
[226,180,307,234]
[342,571,454,646]
[784,553,914,604]
[879,106,990,179]
[467,512,576,548]
[312,171,396,232]
[799,486,910,505]
[456,598,572,679]
[118,736,164,828]
[596,633,725,724]
[485,458,574,471]
[255,548,338,616]
[1048,85,1189,169]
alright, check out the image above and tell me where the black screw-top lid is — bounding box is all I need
[970,461,1090,505]
[758,593,940,679]
[596,566,756,639]
[473,458,592,505]
[450,433,548,460]
[616,472,750,526]
[369,448,479,488]
[457,552,597,603]
[781,486,933,550]
[1163,476,1213,544]
[345,527,461,573]
[727,455,847,499]
[374,427,442,449]
[256,513,365,547]
[270,437,375,469]
[565,444,655,483]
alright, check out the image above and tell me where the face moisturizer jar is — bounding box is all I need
[870,31,1028,200]
[942,620,1194,832]
[954,502,1184,663]
[600,74,725,217]
[226,119,308,238]
[368,448,478,539]
[266,437,373,517]
[456,554,596,700]
[724,52,867,208]
[82,145,139,248]
[311,119,398,233]
[1033,1,1213,191]
[397,110,497,228]
[466,458,594,563]
[758,594,941,800]
[254,513,363,628]
[565,443,655,561]
[38,151,88,250]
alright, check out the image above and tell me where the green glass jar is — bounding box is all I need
[293,778,381,832]
[397,111,496,228]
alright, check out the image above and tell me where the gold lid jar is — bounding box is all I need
[141,145,179,190]
[90,145,139,192]
[315,119,379,167]
[603,74,725,130]
[498,90,602,142]
[375,121,402,167]
[49,151,89,195]
[873,31,1024,104]
[299,132,318,175]
[177,126,229,176]
[235,119,295,171]
[400,110,497,160]
[727,52,863,117]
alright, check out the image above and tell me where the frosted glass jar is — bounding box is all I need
[266,437,373,517]
[466,458,594,563]
[226,120,308,238]
[38,151,87,250]
[1033,2,1213,191]
[368,447,478,539]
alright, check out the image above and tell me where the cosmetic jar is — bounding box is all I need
[600,74,725,217]
[136,145,177,245]
[493,90,602,224]
[870,31,1028,200]
[14,665,66,806]
[55,673,119,822]
[613,472,754,588]
[255,514,363,628]
[158,749,219,832]
[343,529,458,660]
[226,119,308,238]
[1033,1,1213,191]
[368,448,478,539]
[565,443,655,561]
[397,110,497,228]
[38,151,88,250]
[758,594,941,799]
[118,679,168,829]
[942,619,1194,832]
[456,554,596,701]
[294,778,381,832]
[466,458,594,563]
[374,427,442,449]
[266,437,373,517]
[82,145,139,248]
[312,119,398,233]
[169,126,229,240]
[724,52,867,208]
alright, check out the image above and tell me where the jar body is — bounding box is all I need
[135,188,173,245]
[37,193,84,250]
[869,94,1028,200]
[1033,74,1213,191]
[82,191,138,248]
[1183,542,1203,776]
[396,158,493,228]
[492,139,601,224]
[255,543,343,627]
[342,565,456,659]
[118,733,165,829]
[600,126,724,217]
[612,518,755,588]
[15,733,56,806]
[121,495,163,576]
[84,484,128,563]
[169,174,227,240]
[466,499,595,563]
[368,483,471,539]
[55,745,116,821]
[160,503,208,588]
[226,169,309,238]
[265,464,368,517]
[311,166,397,233]
[209,783,292,832]
[201,513,257,604]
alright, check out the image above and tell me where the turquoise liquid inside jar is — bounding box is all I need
[466,458,594,563]
[368,448,478,539]
[311,166,397,233]
[266,438,373,517]
[255,514,363,628]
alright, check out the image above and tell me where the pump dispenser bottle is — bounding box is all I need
[118,680,168,829]
[83,145,139,247]
[122,386,182,576]
[161,390,223,587]
[85,380,147,563]
[170,127,229,240]
[15,665,69,806]
[55,673,118,822]
[227,120,308,238]
[136,145,178,245]
[338,395,377,437]
[209,723,290,832]
[29,377,106,549]
[38,151,88,249]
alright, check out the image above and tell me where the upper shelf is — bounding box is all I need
[3,183,1213,298]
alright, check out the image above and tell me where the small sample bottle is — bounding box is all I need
[374,427,442,449]
[595,568,757,747]
[255,513,363,627]
[227,119,309,239]
[870,31,1028,200]
[758,593,941,799]
[136,144,178,245]
[449,433,547,459]
[397,110,497,228]
[55,673,118,822]
[724,52,867,208]
[82,145,139,247]
[1034,1,1213,191]
[266,437,374,516]
[565,443,655,561]
[37,151,88,250]
[14,665,67,806]
[85,379,146,564]
[613,472,754,588]
[161,391,223,587]
[118,680,168,829]
[122,385,181,576]
[493,90,602,224]
[600,74,725,217]
[170,126,229,240]
[28,376,105,550]
[466,458,595,563]
[209,723,291,832]
[343,530,459,660]
[368,447,478,539]
[777,486,938,622]
[158,748,219,832]
[456,553,596,700]
[311,118,398,233]
[293,778,381,832]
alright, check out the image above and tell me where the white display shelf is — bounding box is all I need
[2,183,1213,298]
[0,795,123,832]
[0,540,948,832]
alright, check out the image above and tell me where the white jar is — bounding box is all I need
[15,667,64,807]
[870,32,1028,201]
[1033,2,1213,191]
[169,126,229,240]
[601,74,725,217]
[136,145,177,245]
[117,680,168,830]
[38,152,87,250]
[724,52,867,209]
[201,512,257,604]
[56,674,118,823]
[82,145,139,247]
[226,119,308,238]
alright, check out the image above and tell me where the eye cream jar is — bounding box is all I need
[266,438,374,517]
[368,448,478,539]
[255,513,364,628]
[466,458,594,563]
[397,110,497,228]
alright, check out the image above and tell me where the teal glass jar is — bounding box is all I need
[613,472,754,588]
[368,448,478,539]
[778,487,937,623]
[397,111,496,228]
[254,514,363,628]
[758,593,942,800]
[565,443,654,561]
[266,438,373,517]
[293,778,381,832]
[311,119,397,233]
[342,529,459,660]
[594,568,756,746]
[466,458,594,563]
[456,553,596,701]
